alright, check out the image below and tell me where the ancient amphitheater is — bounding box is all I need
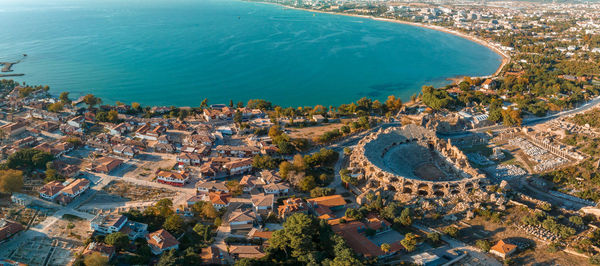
[350,124,488,199]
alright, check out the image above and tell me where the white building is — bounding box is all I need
[91,214,128,235]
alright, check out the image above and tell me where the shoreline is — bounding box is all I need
[254,1,510,81]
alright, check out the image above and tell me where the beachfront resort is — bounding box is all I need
[2,0,600,265]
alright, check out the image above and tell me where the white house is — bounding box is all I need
[91,214,128,235]
[223,158,253,176]
[196,180,229,194]
[251,193,274,213]
[176,152,202,165]
[67,116,85,128]
[156,170,189,187]
[263,182,290,196]
[109,123,128,136]
[227,208,257,231]
[147,229,180,255]
[59,178,91,198]
[39,181,65,201]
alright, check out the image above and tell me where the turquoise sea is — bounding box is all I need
[0,0,501,107]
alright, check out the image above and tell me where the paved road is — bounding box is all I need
[412,223,502,266]
[469,96,600,134]
[214,225,234,264]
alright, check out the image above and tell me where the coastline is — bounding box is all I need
[254,1,510,80]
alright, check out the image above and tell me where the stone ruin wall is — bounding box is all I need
[350,126,488,199]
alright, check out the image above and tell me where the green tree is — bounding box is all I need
[398,207,412,226]
[380,243,391,254]
[200,98,209,108]
[298,175,317,192]
[84,252,109,266]
[44,167,63,183]
[132,102,141,110]
[340,169,357,186]
[182,247,201,265]
[279,161,292,179]
[191,201,218,219]
[476,239,491,252]
[381,201,403,220]
[421,86,455,110]
[310,187,335,197]
[501,107,522,127]
[443,226,459,238]
[48,102,64,113]
[83,94,102,108]
[107,110,119,123]
[345,208,363,220]
[268,125,283,139]
[6,149,53,170]
[149,198,174,218]
[273,134,295,154]
[0,169,23,194]
[246,99,272,110]
[225,180,242,196]
[427,232,441,244]
[104,232,129,250]
[32,151,54,169]
[569,215,583,226]
[235,258,257,266]
[234,110,243,125]
[252,155,278,170]
[270,213,319,259]
[163,214,185,235]
[193,223,210,238]
[401,233,418,252]
[385,95,403,112]
[59,92,71,105]
[343,147,352,156]
[157,249,181,266]
[488,99,503,123]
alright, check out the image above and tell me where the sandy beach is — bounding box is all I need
[256,2,510,80]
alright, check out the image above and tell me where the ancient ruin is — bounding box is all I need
[350,124,488,199]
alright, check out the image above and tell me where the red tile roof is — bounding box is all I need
[209,191,231,206]
[146,229,179,251]
[0,220,24,242]
[157,170,188,181]
[61,178,90,195]
[83,242,116,258]
[93,157,123,173]
[491,240,517,255]
[308,195,346,208]
[229,245,265,259]
[39,181,65,197]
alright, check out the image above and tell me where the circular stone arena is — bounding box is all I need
[350,124,488,198]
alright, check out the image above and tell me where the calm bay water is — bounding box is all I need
[0,0,501,107]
